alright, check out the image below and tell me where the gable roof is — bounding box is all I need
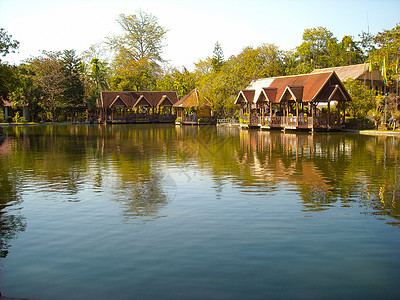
[99,91,179,108]
[279,85,304,102]
[234,90,255,105]
[173,89,212,108]
[133,95,152,107]
[156,95,174,107]
[239,71,351,104]
[109,95,129,108]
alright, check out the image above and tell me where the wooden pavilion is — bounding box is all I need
[173,89,213,125]
[235,71,351,131]
[98,91,179,123]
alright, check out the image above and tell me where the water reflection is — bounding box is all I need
[0,124,399,258]
[0,137,27,258]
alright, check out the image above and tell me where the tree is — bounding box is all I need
[108,10,168,63]
[61,50,85,117]
[370,23,400,87]
[156,67,195,98]
[0,28,20,98]
[344,79,375,118]
[340,35,363,66]
[211,42,224,72]
[295,27,339,71]
[358,31,375,58]
[110,58,157,91]
[0,63,19,99]
[80,57,110,111]
[0,28,19,59]
[10,64,43,122]
[28,51,66,122]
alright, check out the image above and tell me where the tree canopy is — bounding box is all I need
[108,10,168,64]
[1,18,399,122]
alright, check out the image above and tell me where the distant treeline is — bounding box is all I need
[0,12,399,122]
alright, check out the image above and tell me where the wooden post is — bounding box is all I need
[270,102,273,126]
[261,103,264,125]
[327,101,331,128]
[311,102,314,132]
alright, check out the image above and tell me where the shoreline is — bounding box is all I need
[1,123,400,137]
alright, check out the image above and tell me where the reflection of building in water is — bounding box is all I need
[237,131,354,211]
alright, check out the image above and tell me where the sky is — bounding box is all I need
[1,0,399,70]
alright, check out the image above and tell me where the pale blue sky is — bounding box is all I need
[1,0,399,69]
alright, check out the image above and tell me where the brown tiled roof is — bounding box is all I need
[256,88,277,104]
[241,71,351,104]
[99,91,179,108]
[279,85,304,102]
[234,90,255,105]
[268,72,332,102]
[173,89,212,108]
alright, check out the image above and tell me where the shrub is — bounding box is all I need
[58,115,65,123]
[198,117,211,123]
[5,116,13,123]
[12,112,20,123]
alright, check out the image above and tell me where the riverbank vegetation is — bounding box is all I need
[0,12,399,124]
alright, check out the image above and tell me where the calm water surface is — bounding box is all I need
[1,124,400,299]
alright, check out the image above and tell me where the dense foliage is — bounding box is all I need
[0,11,399,122]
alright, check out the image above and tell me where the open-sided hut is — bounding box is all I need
[1,97,31,122]
[98,91,179,123]
[235,71,351,131]
[173,89,213,125]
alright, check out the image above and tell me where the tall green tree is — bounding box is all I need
[371,23,400,87]
[10,64,43,121]
[110,59,157,91]
[108,10,167,91]
[108,10,168,63]
[156,67,195,98]
[295,27,340,72]
[211,42,225,72]
[0,28,19,99]
[344,79,375,118]
[339,35,363,66]
[0,28,19,60]
[61,50,85,114]
[28,51,66,121]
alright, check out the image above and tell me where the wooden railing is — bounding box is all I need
[217,119,240,125]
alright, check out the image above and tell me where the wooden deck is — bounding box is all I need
[242,116,345,132]
[104,114,176,124]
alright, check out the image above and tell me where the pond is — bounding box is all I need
[1,124,400,299]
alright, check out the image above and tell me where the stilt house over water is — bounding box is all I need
[98,91,179,123]
[235,71,352,131]
[173,89,213,125]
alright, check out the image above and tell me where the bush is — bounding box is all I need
[13,112,20,123]
[198,117,211,123]
[5,116,13,123]
[58,115,65,123]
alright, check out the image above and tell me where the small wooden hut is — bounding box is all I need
[98,91,179,123]
[173,89,213,125]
